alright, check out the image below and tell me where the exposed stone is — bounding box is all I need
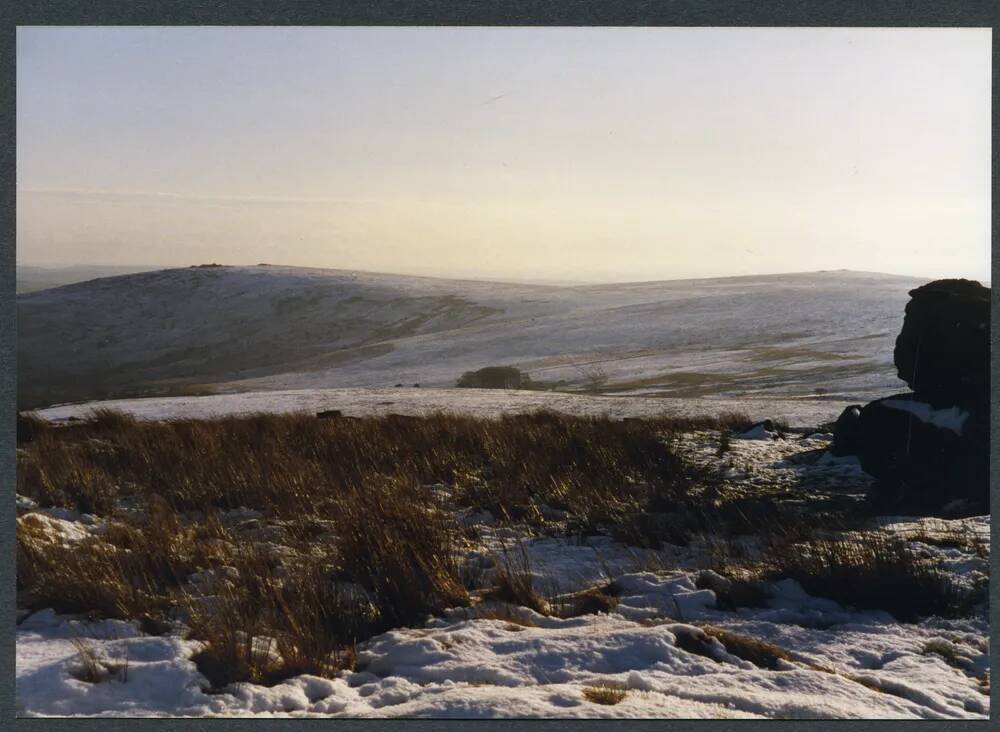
[853,393,987,516]
[831,279,989,516]
[830,405,862,456]
[893,278,989,405]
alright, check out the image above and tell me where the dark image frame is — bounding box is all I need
[1,2,996,729]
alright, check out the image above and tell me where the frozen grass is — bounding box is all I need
[899,524,990,560]
[67,636,104,683]
[668,623,795,670]
[694,570,771,612]
[332,476,470,627]
[768,532,978,622]
[15,409,752,688]
[16,411,51,443]
[699,626,792,670]
[482,542,549,615]
[582,682,629,705]
[15,408,985,698]
[18,474,470,687]
[566,584,621,617]
[16,409,739,523]
[705,526,980,623]
[17,521,178,628]
[185,544,360,688]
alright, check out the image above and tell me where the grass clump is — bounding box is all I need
[17,496,240,633]
[82,408,139,433]
[99,496,232,588]
[67,635,128,684]
[481,543,548,615]
[16,411,51,444]
[184,543,287,688]
[700,626,792,670]
[700,520,979,623]
[695,570,770,611]
[180,478,469,690]
[17,523,174,628]
[566,584,620,617]
[582,682,628,705]
[767,532,976,622]
[671,624,792,670]
[17,473,468,689]
[185,543,361,689]
[900,523,989,559]
[333,475,470,626]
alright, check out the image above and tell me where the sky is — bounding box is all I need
[16,26,991,283]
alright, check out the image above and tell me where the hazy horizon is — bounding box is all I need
[19,260,990,291]
[17,27,991,283]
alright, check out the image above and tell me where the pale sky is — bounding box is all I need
[16,26,991,283]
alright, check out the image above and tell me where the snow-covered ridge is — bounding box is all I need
[35,386,860,430]
[18,265,922,409]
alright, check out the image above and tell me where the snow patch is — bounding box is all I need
[881,400,970,436]
[736,424,777,441]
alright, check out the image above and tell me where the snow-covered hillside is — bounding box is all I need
[18,265,923,409]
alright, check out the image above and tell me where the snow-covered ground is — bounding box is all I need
[16,430,989,719]
[16,568,988,719]
[36,386,858,430]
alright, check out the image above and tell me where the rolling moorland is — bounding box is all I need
[18,265,923,411]
[15,265,990,719]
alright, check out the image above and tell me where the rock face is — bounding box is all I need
[830,405,862,456]
[893,279,989,405]
[833,279,990,516]
[852,393,987,514]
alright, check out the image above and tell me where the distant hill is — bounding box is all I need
[17,264,930,409]
[16,265,162,294]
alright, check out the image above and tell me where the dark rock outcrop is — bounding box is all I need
[833,279,989,516]
[893,279,989,405]
[830,405,862,456]
[852,393,987,515]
